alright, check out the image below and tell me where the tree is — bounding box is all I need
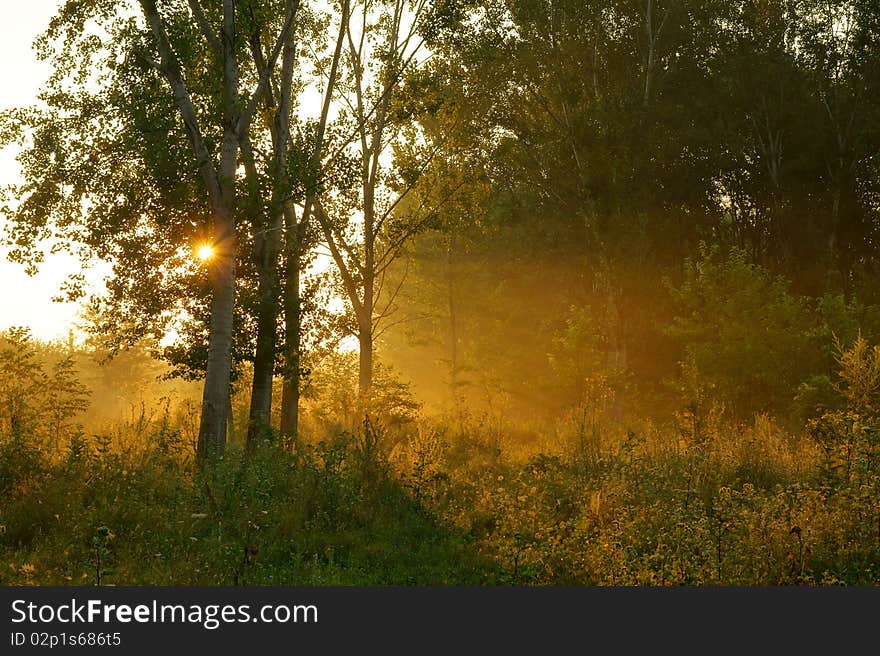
[2,0,299,459]
[137,0,299,457]
[45,355,91,453]
[236,0,303,447]
[278,0,352,438]
[0,329,89,451]
[666,246,818,416]
[379,0,880,420]
[312,0,467,397]
[0,329,47,439]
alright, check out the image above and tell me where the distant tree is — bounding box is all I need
[0,329,46,438]
[0,328,89,451]
[666,246,818,416]
[45,356,91,453]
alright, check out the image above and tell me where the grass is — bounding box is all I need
[0,429,499,586]
[1,410,878,586]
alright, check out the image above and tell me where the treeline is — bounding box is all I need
[1,0,879,452]
[381,0,880,426]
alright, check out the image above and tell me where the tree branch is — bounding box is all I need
[237,0,300,136]
[137,0,221,207]
[187,0,222,58]
[314,199,365,318]
[375,128,457,235]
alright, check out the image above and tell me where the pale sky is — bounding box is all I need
[0,0,90,342]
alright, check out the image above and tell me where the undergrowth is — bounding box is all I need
[2,409,878,585]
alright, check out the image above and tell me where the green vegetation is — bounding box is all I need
[1,324,878,586]
[0,431,497,585]
[2,0,880,586]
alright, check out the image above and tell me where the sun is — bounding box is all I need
[196,244,215,262]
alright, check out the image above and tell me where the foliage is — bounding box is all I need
[421,412,879,585]
[807,334,880,492]
[301,351,421,434]
[2,376,879,586]
[4,0,880,588]
[835,334,880,414]
[0,424,496,585]
[667,247,821,417]
[0,328,89,449]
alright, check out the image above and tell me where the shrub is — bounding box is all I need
[835,335,880,415]
[0,328,90,453]
[667,246,817,417]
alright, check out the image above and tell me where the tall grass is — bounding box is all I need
[3,406,876,585]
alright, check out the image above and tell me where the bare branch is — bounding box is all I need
[374,258,409,332]
[133,48,161,71]
[323,15,430,176]
[314,0,350,175]
[376,176,469,272]
[314,199,365,318]
[375,128,458,235]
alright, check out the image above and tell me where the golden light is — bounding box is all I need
[196,244,215,262]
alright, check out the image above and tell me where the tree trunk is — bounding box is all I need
[447,232,460,402]
[197,217,236,460]
[227,394,236,445]
[280,373,299,439]
[243,1,298,450]
[358,319,373,398]
[196,0,239,461]
[360,210,374,398]
[279,3,347,435]
[359,153,376,399]
[247,227,281,449]
[280,243,301,438]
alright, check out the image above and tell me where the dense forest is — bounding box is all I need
[2,0,880,585]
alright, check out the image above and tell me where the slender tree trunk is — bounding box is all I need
[196,0,240,460]
[828,183,841,261]
[279,364,299,439]
[241,149,279,450]
[358,318,373,397]
[197,207,236,459]
[360,199,375,397]
[247,237,280,448]
[227,394,236,444]
[280,241,301,437]
[243,1,298,450]
[447,232,459,402]
[245,173,284,449]
[278,2,348,438]
[643,0,655,108]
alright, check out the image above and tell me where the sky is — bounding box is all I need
[0,0,93,342]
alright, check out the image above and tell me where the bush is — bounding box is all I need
[667,246,818,417]
[0,328,90,453]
